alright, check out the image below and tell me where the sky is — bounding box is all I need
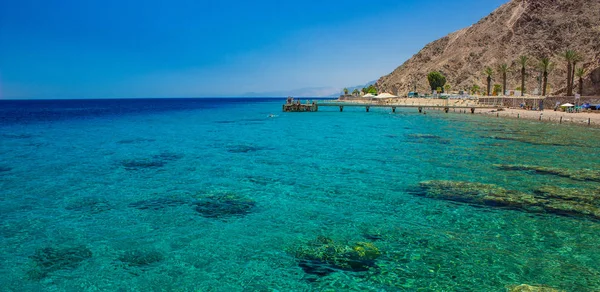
[0,0,507,99]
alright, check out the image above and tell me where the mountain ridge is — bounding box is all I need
[376,0,600,96]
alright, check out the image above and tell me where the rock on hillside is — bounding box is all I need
[376,0,600,96]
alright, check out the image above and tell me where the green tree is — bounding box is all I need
[363,85,377,95]
[343,88,349,95]
[470,84,481,95]
[444,84,451,93]
[539,57,553,96]
[427,71,446,93]
[493,84,502,96]
[484,67,494,96]
[518,55,529,96]
[562,50,577,96]
[498,63,509,96]
[575,67,586,96]
[352,89,360,96]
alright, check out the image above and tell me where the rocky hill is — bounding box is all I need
[376,0,600,96]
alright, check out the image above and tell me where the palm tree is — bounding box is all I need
[562,50,577,96]
[343,88,349,95]
[484,67,494,96]
[571,52,583,93]
[498,63,509,96]
[539,57,552,96]
[352,89,360,96]
[518,56,529,96]
[575,68,586,96]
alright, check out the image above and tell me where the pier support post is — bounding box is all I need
[444,107,449,113]
[339,106,344,112]
[392,107,396,113]
[418,107,422,113]
[470,108,475,114]
[366,106,370,112]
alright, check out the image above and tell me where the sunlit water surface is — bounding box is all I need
[1,98,599,291]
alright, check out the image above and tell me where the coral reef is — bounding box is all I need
[128,196,189,210]
[494,164,600,182]
[416,181,600,220]
[193,193,256,218]
[507,284,564,292]
[120,152,183,170]
[65,197,112,214]
[227,144,273,153]
[291,236,381,276]
[120,159,166,170]
[118,249,164,267]
[28,246,92,279]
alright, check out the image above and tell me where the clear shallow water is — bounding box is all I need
[1,98,599,291]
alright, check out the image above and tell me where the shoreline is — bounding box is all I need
[335,97,600,128]
[471,108,600,127]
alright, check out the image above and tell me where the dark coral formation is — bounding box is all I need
[406,133,450,144]
[118,249,164,267]
[0,166,12,173]
[227,144,273,153]
[486,135,579,147]
[415,181,600,220]
[193,193,256,218]
[65,197,112,214]
[533,186,600,219]
[120,152,183,170]
[494,164,600,182]
[128,197,189,210]
[121,159,166,170]
[292,236,381,276]
[152,152,183,161]
[116,138,156,144]
[28,246,92,279]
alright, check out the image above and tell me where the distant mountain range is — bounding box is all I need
[240,80,377,97]
[337,80,377,96]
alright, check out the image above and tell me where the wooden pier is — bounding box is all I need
[282,100,502,113]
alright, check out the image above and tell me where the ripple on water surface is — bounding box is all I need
[1,99,599,291]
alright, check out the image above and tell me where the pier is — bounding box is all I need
[283,99,502,113]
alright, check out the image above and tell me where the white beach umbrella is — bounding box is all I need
[363,93,375,98]
[561,103,575,107]
[374,93,397,99]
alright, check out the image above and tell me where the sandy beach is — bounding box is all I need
[472,107,600,127]
[336,97,600,127]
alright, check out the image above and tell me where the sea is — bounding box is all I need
[1,98,599,291]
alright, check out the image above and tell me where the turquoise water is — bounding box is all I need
[1,98,600,291]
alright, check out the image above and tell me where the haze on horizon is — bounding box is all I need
[0,0,506,99]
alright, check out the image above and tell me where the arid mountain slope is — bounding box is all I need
[376,0,600,96]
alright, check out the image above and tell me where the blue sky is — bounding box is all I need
[0,0,507,99]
